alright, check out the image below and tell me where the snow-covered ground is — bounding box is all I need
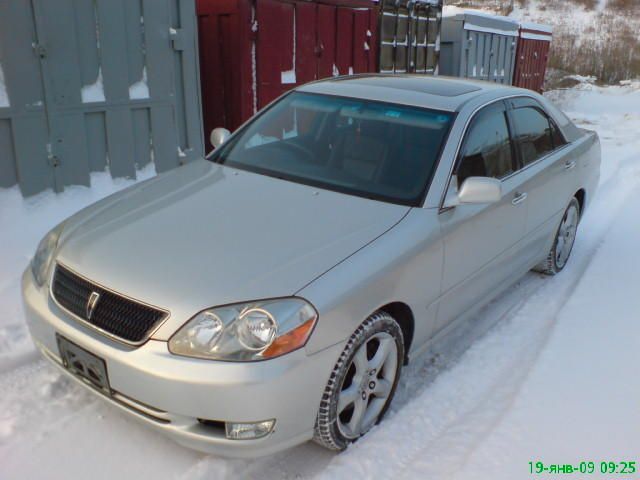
[1,82,639,479]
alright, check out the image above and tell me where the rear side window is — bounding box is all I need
[510,107,555,166]
[550,119,567,149]
[457,104,515,187]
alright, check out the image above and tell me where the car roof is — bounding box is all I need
[296,74,523,112]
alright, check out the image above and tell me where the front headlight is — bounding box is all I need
[31,222,65,286]
[168,298,317,361]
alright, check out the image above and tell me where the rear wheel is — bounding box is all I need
[313,311,404,451]
[536,198,580,275]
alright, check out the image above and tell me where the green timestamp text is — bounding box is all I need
[529,461,637,475]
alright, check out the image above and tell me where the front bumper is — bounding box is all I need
[22,268,342,458]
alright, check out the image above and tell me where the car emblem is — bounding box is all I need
[86,291,101,320]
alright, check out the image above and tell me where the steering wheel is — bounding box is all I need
[276,140,316,163]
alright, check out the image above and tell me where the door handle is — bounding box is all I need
[512,192,528,205]
[564,160,577,171]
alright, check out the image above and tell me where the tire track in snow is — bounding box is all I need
[0,359,97,447]
[0,357,203,480]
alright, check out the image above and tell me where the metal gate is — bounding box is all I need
[256,0,378,106]
[513,22,552,93]
[196,0,379,138]
[0,0,203,196]
[379,0,442,74]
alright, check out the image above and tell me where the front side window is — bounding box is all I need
[457,104,515,187]
[212,92,454,206]
[510,106,555,166]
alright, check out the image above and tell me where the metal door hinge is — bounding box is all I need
[47,154,60,167]
[169,28,185,51]
[33,43,47,58]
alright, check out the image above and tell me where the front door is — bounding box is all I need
[435,101,528,334]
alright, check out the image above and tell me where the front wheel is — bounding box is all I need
[313,311,404,451]
[536,197,581,275]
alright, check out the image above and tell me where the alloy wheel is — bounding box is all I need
[336,332,398,439]
[555,203,579,269]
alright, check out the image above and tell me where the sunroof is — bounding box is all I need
[345,76,482,97]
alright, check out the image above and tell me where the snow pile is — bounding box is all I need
[0,165,156,373]
[129,67,150,100]
[281,10,297,85]
[81,68,106,103]
[0,84,639,479]
[0,62,9,108]
[547,81,640,186]
[281,70,297,85]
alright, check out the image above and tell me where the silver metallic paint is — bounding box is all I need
[23,76,601,456]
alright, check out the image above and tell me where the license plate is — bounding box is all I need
[56,334,111,395]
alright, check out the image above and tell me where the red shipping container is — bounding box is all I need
[196,0,380,142]
[513,22,552,93]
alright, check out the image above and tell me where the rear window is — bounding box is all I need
[213,92,454,206]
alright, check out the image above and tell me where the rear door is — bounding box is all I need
[505,97,577,265]
[436,101,528,334]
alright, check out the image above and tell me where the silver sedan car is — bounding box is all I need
[23,75,600,457]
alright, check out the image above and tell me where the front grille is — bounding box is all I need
[51,264,167,344]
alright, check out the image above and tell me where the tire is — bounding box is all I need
[535,197,581,276]
[313,311,404,451]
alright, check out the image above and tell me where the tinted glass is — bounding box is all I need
[511,107,555,166]
[457,105,514,187]
[212,92,454,206]
[550,119,567,148]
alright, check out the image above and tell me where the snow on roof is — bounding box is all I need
[520,21,553,34]
[464,22,519,37]
[443,6,519,36]
[443,5,518,24]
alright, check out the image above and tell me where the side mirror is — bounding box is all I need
[457,177,502,205]
[210,127,231,149]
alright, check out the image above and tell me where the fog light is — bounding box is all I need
[225,419,275,440]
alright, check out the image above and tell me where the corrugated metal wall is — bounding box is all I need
[0,0,203,196]
[440,12,518,85]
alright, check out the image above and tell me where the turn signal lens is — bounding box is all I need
[262,317,316,358]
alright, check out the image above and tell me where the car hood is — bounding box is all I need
[56,160,409,339]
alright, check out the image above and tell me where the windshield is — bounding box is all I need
[212,92,454,206]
